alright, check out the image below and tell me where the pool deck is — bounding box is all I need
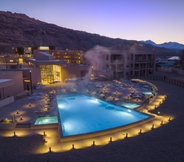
[0,80,152,124]
[0,79,183,161]
[0,83,69,124]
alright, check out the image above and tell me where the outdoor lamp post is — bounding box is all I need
[29,70,33,94]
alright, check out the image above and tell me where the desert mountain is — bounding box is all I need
[0,11,180,56]
[142,40,184,50]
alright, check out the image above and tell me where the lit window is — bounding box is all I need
[18,58,23,64]
[39,46,49,50]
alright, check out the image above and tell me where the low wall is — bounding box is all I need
[0,121,17,129]
[157,67,184,75]
[60,116,154,142]
[15,91,28,100]
[140,75,184,88]
[31,123,58,129]
[0,96,14,108]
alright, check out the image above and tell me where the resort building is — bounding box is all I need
[86,49,156,80]
[0,51,33,70]
[34,46,84,65]
[0,79,14,108]
[0,45,156,99]
[30,51,89,84]
[0,71,24,97]
[0,68,41,96]
[0,71,24,107]
[110,50,156,79]
[30,51,66,84]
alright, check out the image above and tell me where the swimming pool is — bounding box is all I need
[121,103,140,109]
[143,91,153,95]
[34,116,58,125]
[57,94,151,138]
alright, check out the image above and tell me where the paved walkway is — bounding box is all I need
[0,82,70,123]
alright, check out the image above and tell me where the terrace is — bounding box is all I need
[0,79,172,153]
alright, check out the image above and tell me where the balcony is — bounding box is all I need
[135,59,154,62]
[110,60,123,64]
[135,59,146,62]
[115,68,123,72]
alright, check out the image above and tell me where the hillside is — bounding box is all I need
[0,11,179,56]
[142,40,184,50]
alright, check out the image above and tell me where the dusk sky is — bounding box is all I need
[0,0,184,44]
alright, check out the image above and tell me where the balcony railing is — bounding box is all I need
[110,60,123,64]
[135,59,154,62]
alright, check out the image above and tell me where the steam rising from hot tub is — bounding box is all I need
[57,45,111,94]
[84,45,111,82]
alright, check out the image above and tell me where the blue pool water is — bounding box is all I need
[57,94,151,137]
[121,103,140,109]
[34,116,58,125]
[143,91,153,95]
